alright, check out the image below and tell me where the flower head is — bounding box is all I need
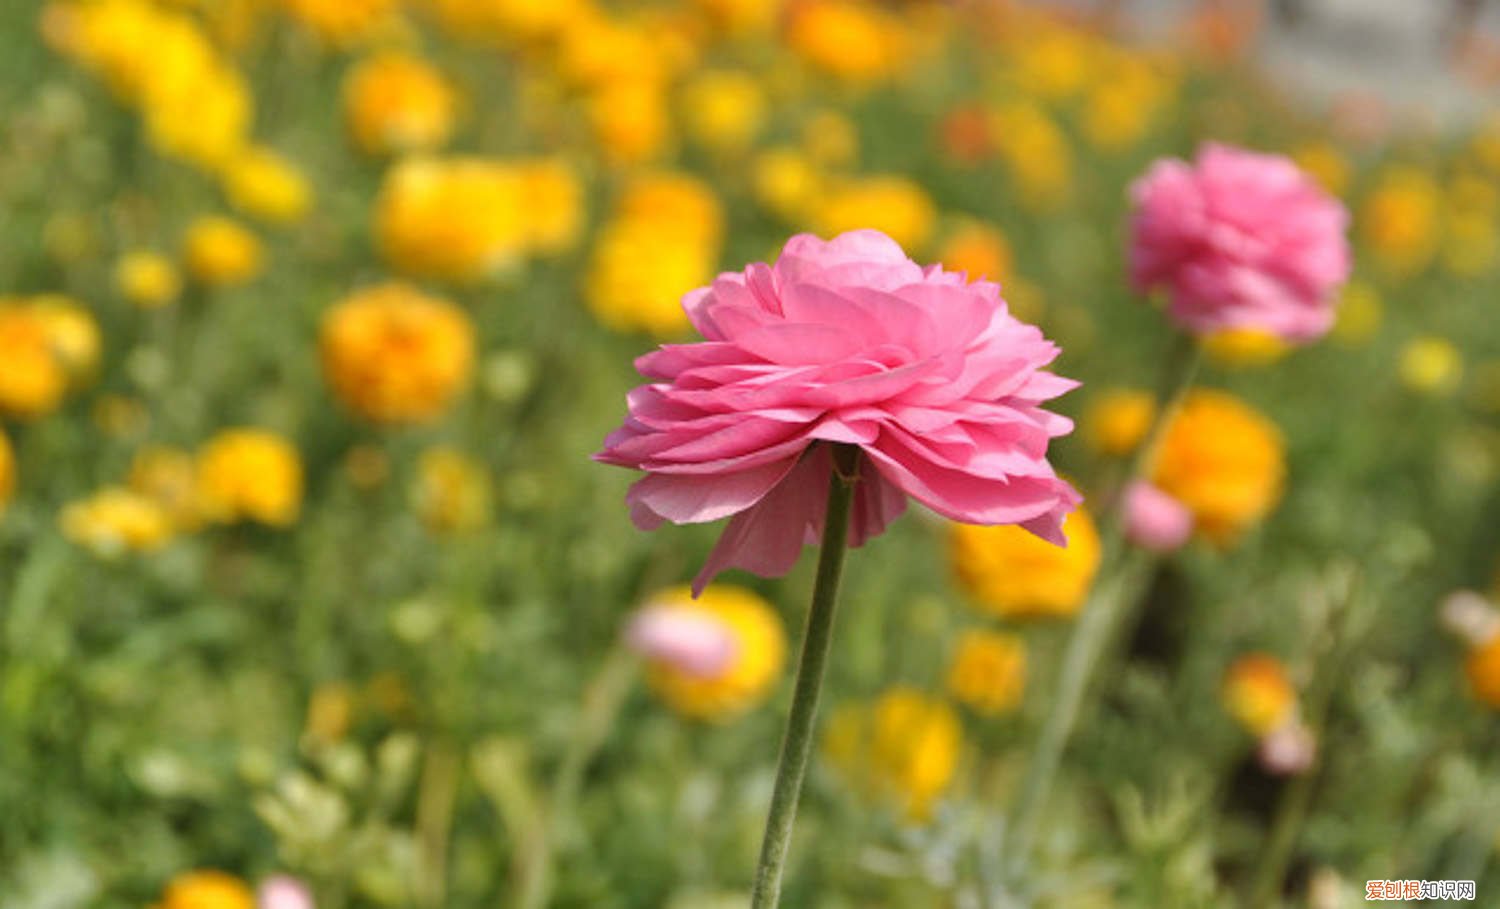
[0,429,15,513]
[950,508,1100,619]
[157,870,254,909]
[184,216,263,288]
[1222,653,1296,737]
[596,230,1081,594]
[320,283,475,424]
[196,428,303,527]
[823,687,961,821]
[1129,143,1351,343]
[946,629,1026,716]
[257,875,315,909]
[1122,481,1193,553]
[116,250,182,309]
[627,585,786,720]
[342,52,458,156]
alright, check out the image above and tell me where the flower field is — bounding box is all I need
[3,1,1500,907]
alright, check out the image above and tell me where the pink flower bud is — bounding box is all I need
[257,876,314,909]
[626,605,738,678]
[1122,481,1193,552]
[1258,720,1316,776]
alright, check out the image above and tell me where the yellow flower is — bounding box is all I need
[374,157,530,282]
[990,103,1073,213]
[142,63,253,170]
[1013,25,1095,101]
[342,52,458,156]
[681,70,766,155]
[129,446,203,531]
[320,283,475,425]
[183,216,264,288]
[1222,653,1297,737]
[824,687,961,820]
[0,429,14,513]
[1201,329,1290,369]
[427,0,587,45]
[343,444,391,490]
[946,629,1026,716]
[801,110,859,168]
[1331,281,1382,346]
[115,250,182,309]
[692,0,783,36]
[1082,388,1156,457]
[1151,390,1285,545]
[950,509,1102,620]
[515,157,585,255]
[814,175,936,253]
[786,0,905,85]
[1292,142,1351,197]
[0,302,68,419]
[29,295,101,387]
[1398,336,1463,396]
[413,446,492,533]
[1442,211,1499,277]
[616,173,725,247]
[60,487,174,556]
[585,220,717,338]
[556,15,671,91]
[1466,634,1500,709]
[304,680,355,745]
[156,870,254,909]
[1360,166,1441,279]
[196,428,303,527]
[221,147,311,225]
[935,220,1012,284]
[638,585,786,721]
[751,147,821,224]
[1081,59,1172,153]
[587,80,671,166]
[281,0,401,46]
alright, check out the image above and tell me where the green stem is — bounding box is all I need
[1004,333,1201,871]
[749,444,860,909]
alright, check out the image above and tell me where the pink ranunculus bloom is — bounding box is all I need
[1122,481,1193,553]
[596,230,1082,594]
[1128,143,1351,344]
[258,876,315,909]
[626,605,739,677]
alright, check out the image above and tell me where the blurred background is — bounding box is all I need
[1,1,1499,907]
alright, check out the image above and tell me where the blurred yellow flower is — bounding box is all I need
[990,103,1073,212]
[1331,281,1382,346]
[143,63,253,170]
[0,302,68,420]
[586,220,714,337]
[129,446,203,531]
[946,629,1026,716]
[0,429,14,513]
[115,250,182,309]
[155,870,254,909]
[638,585,786,721]
[1082,388,1156,457]
[588,80,671,166]
[786,0,905,85]
[950,509,1102,620]
[375,157,530,282]
[1360,166,1440,280]
[1442,211,1499,277]
[427,0,586,45]
[343,52,458,156]
[617,173,725,246]
[1222,653,1297,737]
[801,110,859,168]
[935,220,1012,284]
[304,680,355,745]
[815,175,936,253]
[693,0,783,36]
[61,487,174,556]
[343,444,391,490]
[320,283,475,425]
[752,147,821,224]
[183,216,264,288]
[1151,390,1285,545]
[196,428,303,527]
[824,687,961,820]
[1292,142,1351,198]
[221,147,312,225]
[1398,336,1463,396]
[281,0,401,46]
[1202,328,1290,369]
[1013,25,1094,101]
[413,446,492,533]
[516,158,586,255]
[1465,634,1500,709]
[557,15,671,90]
[30,295,101,387]
[681,70,766,155]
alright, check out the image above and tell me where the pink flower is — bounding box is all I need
[1122,481,1193,552]
[1257,720,1317,776]
[626,604,739,677]
[596,230,1081,593]
[1128,143,1350,343]
[258,876,314,909]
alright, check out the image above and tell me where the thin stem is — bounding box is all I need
[749,444,860,909]
[1004,333,1201,872]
